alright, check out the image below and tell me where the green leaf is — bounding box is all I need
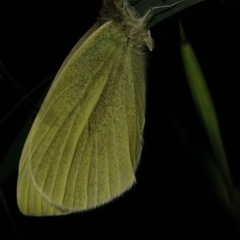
[180,22,240,219]
[134,0,205,28]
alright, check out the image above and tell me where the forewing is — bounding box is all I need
[17,21,146,215]
[53,23,100,82]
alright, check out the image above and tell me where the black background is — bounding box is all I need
[1,0,240,239]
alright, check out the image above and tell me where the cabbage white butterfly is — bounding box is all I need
[17,0,183,216]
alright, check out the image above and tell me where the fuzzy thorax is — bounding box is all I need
[99,0,154,51]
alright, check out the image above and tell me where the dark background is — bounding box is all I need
[1,0,240,239]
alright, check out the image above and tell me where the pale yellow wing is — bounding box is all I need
[53,23,100,82]
[17,20,146,216]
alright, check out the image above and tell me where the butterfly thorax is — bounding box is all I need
[99,0,153,52]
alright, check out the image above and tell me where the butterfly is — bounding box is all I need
[17,0,182,216]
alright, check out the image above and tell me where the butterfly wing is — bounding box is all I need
[17,21,146,216]
[53,23,100,82]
